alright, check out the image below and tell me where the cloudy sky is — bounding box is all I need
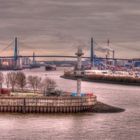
[0,0,140,58]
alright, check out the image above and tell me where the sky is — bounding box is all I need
[0,0,140,58]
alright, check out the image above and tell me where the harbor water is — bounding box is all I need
[0,67,140,140]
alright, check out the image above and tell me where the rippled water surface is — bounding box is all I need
[0,68,140,140]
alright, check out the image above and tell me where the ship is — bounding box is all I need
[45,64,56,71]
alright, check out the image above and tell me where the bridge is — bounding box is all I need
[0,55,130,61]
[0,37,121,60]
[0,37,133,68]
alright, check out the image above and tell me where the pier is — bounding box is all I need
[0,96,97,113]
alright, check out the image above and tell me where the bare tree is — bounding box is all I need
[16,72,26,91]
[0,72,4,94]
[0,72,4,89]
[28,75,42,93]
[7,72,17,92]
[5,74,10,88]
[41,78,57,95]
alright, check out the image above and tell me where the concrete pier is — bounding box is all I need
[0,96,97,113]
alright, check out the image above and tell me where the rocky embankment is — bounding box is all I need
[91,101,125,113]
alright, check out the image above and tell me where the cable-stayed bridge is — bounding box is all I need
[0,37,135,62]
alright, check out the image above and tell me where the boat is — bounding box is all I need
[45,64,56,71]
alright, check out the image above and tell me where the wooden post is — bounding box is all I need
[22,98,26,113]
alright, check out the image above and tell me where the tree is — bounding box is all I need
[42,78,57,96]
[6,72,17,91]
[28,75,42,93]
[5,74,10,88]
[16,72,26,91]
[0,72,4,89]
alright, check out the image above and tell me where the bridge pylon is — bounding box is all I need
[33,52,36,64]
[14,37,19,69]
[90,37,95,67]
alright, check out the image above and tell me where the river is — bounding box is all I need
[0,67,140,140]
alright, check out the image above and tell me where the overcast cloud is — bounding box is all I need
[0,0,140,58]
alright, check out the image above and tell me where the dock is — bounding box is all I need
[0,96,97,113]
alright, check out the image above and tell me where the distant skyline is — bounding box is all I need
[0,0,140,58]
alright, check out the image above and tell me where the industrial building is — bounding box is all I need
[0,57,31,70]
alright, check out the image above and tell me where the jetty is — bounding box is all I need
[0,96,97,113]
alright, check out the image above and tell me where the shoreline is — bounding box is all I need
[61,75,140,86]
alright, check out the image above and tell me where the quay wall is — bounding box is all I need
[0,96,97,113]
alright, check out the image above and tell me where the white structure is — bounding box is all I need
[75,48,84,96]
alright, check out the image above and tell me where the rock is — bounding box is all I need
[91,101,125,113]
